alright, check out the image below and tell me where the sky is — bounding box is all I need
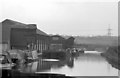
[0,0,119,36]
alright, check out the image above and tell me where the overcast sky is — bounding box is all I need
[1,0,119,36]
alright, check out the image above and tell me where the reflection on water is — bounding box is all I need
[12,51,118,76]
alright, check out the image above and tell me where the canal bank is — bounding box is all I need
[101,46,120,70]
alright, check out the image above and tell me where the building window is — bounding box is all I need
[52,37,59,40]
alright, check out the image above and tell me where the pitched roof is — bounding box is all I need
[2,19,37,29]
[36,29,48,36]
[51,35,65,40]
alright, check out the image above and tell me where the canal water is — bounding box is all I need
[12,51,118,76]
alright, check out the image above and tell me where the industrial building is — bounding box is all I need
[49,35,75,51]
[0,19,75,53]
[0,19,50,53]
[49,35,66,51]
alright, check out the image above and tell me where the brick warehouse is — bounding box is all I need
[0,19,50,53]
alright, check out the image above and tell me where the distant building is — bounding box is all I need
[49,35,75,51]
[64,37,75,49]
[50,35,66,51]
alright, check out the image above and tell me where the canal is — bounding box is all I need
[12,51,118,76]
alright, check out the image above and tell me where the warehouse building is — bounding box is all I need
[49,35,66,51]
[49,35,75,51]
[1,19,37,50]
[0,19,50,52]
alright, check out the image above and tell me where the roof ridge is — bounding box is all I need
[2,19,37,29]
[2,19,27,25]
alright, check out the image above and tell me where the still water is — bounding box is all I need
[13,51,118,76]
